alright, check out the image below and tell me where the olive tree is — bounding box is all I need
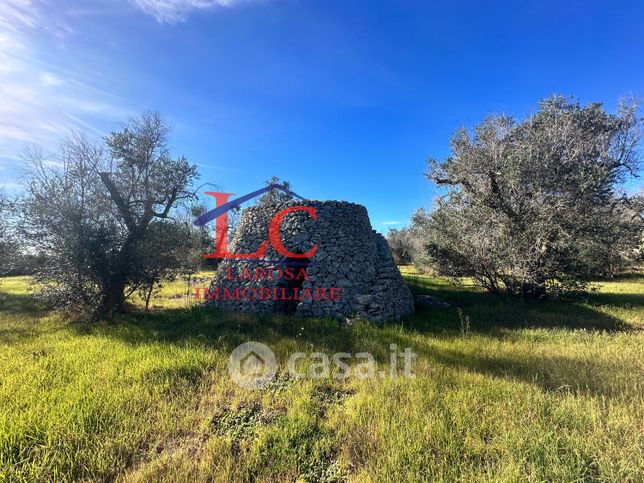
[21,112,200,317]
[257,176,293,206]
[386,227,414,265]
[419,96,643,297]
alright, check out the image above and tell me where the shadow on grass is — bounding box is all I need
[80,307,364,356]
[2,274,640,398]
[70,304,638,398]
[429,346,636,397]
[581,291,644,308]
[0,291,59,344]
[0,290,45,316]
[403,274,635,333]
[360,327,636,398]
[6,271,635,352]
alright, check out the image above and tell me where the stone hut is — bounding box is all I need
[206,199,414,322]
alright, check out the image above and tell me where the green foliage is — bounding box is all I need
[0,271,642,481]
[20,112,200,317]
[257,176,293,206]
[418,96,643,297]
[134,220,203,311]
[0,189,15,276]
[385,227,413,265]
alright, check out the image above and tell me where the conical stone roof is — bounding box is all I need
[206,199,414,322]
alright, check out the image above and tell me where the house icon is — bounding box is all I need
[240,351,267,378]
[229,341,277,389]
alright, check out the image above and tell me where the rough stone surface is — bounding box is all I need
[206,200,415,322]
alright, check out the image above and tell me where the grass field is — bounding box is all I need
[0,270,642,481]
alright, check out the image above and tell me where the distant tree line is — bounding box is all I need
[388,96,643,297]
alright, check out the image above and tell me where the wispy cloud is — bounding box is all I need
[0,0,134,159]
[39,71,64,86]
[129,0,256,23]
[379,221,402,226]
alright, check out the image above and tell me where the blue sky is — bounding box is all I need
[1,0,643,231]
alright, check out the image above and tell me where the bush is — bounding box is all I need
[386,228,414,265]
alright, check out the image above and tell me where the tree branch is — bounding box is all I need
[99,172,136,231]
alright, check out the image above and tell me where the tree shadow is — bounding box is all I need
[0,290,45,316]
[403,274,637,333]
[3,274,640,400]
[412,340,638,398]
[75,307,364,355]
[61,270,638,356]
[0,291,64,344]
[94,306,635,399]
[582,291,644,308]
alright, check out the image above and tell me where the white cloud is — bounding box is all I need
[39,71,64,86]
[129,0,254,23]
[380,221,402,226]
[0,0,37,30]
[0,0,134,157]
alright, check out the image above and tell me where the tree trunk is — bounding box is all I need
[96,234,139,319]
[97,275,127,319]
[144,283,154,312]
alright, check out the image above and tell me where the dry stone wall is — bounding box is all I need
[207,200,414,322]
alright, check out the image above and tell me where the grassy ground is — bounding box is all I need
[0,271,642,482]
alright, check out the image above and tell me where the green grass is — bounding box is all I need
[0,271,642,481]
